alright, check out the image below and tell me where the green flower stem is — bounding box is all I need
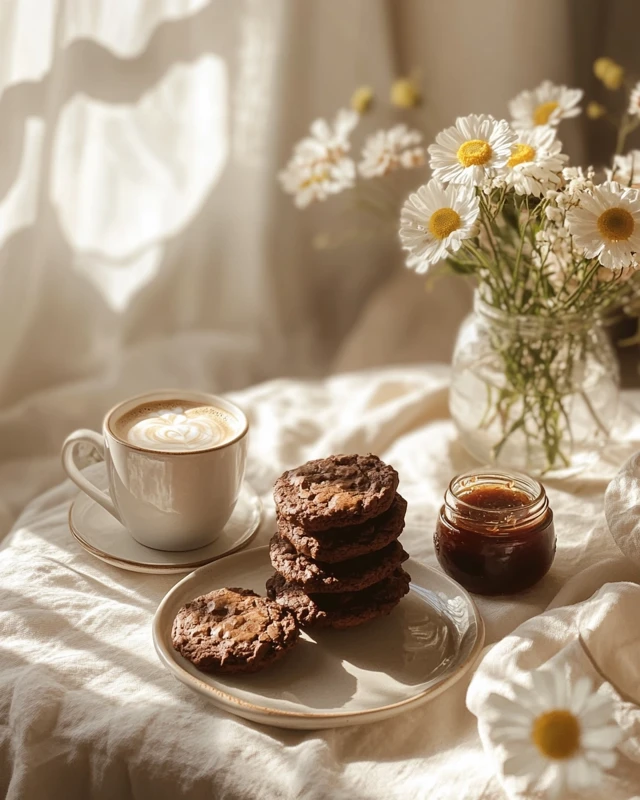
[512,203,532,306]
[479,315,607,471]
[562,261,604,310]
[580,389,610,437]
[615,113,640,156]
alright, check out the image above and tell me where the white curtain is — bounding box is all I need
[0,0,622,533]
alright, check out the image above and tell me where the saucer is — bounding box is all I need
[153,547,485,729]
[68,465,262,574]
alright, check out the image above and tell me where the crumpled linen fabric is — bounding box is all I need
[467,580,640,799]
[605,450,640,568]
[1,366,640,800]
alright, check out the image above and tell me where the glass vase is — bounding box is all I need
[450,293,620,478]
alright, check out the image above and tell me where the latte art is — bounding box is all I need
[115,401,239,452]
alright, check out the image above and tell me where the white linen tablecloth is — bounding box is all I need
[1,366,640,800]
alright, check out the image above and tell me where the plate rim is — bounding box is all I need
[152,547,486,725]
[69,482,263,571]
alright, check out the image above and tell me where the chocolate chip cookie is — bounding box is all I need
[274,454,399,531]
[269,534,408,593]
[171,587,300,674]
[266,568,411,629]
[278,494,407,563]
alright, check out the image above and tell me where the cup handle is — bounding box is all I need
[61,429,121,521]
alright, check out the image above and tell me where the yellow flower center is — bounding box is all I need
[597,207,635,241]
[300,170,329,189]
[508,143,536,168]
[533,101,559,126]
[532,710,580,760]
[457,139,493,168]
[428,207,461,240]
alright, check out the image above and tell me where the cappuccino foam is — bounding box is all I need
[114,400,240,452]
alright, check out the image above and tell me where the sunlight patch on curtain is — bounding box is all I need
[61,0,210,58]
[233,0,281,167]
[0,117,44,248]
[0,0,57,94]
[50,55,228,310]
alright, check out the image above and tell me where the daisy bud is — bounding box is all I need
[603,64,624,90]
[351,86,374,114]
[594,57,614,79]
[594,57,624,90]
[586,101,606,119]
[391,78,421,108]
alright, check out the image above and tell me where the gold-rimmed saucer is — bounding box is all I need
[68,465,262,574]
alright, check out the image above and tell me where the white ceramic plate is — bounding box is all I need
[153,546,485,729]
[69,465,262,574]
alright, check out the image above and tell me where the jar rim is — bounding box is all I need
[474,291,600,335]
[444,468,548,532]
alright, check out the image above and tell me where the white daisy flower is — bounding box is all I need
[566,180,640,269]
[358,125,425,178]
[628,81,640,117]
[279,108,359,208]
[509,80,583,129]
[295,108,359,161]
[428,114,516,187]
[278,153,355,209]
[399,178,480,272]
[609,151,640,188]
[485,670,622,799]
[506,126,568,196]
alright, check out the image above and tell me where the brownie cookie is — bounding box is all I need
[171,587,299,674]
[274,454,399,531]
[269,535,408,593]
[266,568,411,629]
[278,494,407,563]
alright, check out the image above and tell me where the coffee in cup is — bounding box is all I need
[112,400,241,452]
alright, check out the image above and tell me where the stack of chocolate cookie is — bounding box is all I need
[267,454,411,629]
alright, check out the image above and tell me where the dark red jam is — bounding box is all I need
[434,470,556,596]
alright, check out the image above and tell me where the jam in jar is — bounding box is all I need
[434,469,556,595]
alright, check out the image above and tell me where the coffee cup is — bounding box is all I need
[61,390,249,551]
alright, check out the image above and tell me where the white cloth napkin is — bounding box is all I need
[467,576,640,799]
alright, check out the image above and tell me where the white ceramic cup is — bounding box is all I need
[61,390,249,552]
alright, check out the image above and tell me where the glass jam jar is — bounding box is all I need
[434,469,556,595]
